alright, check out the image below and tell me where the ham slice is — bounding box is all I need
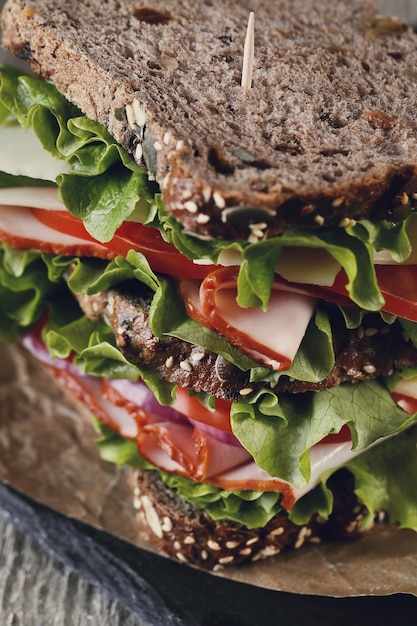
[0,202,112,258]
[178,268,316,371]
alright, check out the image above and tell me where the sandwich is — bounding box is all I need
[0,0,417,571]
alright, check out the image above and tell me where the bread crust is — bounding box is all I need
[133,468,370,569]
[3,0,417,239]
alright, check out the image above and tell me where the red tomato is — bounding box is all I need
[173,386,233,434]
[392,391,417,415]
[30,208,215,279]
[320,424,352,444]
[288,265,417,322]
[375,265,417,322]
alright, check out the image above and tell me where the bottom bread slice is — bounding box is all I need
[133,468,371,570]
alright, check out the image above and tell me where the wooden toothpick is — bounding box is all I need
[241,11,255,91]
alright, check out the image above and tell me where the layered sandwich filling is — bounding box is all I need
[1,65,417,531]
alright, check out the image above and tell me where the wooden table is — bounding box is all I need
[1,1,417,624]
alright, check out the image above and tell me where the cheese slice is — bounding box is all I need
[0,124,70,181]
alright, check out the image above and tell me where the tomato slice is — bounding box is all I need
[173,386,233,434]
[320,424,352,444]
[392,391,417,415]
[375,265,417,322]
[31,208,215,279]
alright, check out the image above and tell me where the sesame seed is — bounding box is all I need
[225,541,239,549]
[165,356,174,369]
[250,222,268,231]
[191,351,205,362]
[135,143,143,161]
[184,535,196,545]
[213,191,226,209]
[239,387,254,396]
[200,550,208,560]
[294,526,309,549]
[202,186,212,203]
[176,140,185,151]
[309,536,321,544]
[107,294,115,315]
[173,541,181,550]
[269,526,285,536]
[176,552,188,563]
[213,564,224,572]
[363,364,377,374]
[180,360,193,372]
[132,99,146,127]
[153,141,162,151]
[163,131,173,145]
[161,173,170,190]
[133,493,142,510]
[181,189,193,200]
[246,537,259,546]
[125,104,135,129]
[332,196,345,207]
[161,517,173,532]
[340,218,350,227]
[239,547,252,556]
[400,192,410,206]
[219,556,235,565]
[314,214,325,226]
[196,213,211,224]
[141,495,163,538]
[258,545,281,558]
[339,217,356,228]
[207,540,221,551]
[250,228,265,239]
[184,200,198,213]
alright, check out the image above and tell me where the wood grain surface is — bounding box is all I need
[1,1,417,625]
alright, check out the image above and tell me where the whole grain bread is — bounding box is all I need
[73,280,417,398]
[3,0,417,240]
[133,468,371,569]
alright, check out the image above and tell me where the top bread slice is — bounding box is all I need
[2,0,417,241]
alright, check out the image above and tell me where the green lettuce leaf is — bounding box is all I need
[0,244,65,340]
[0,64,154,242]
[231,380,416,488]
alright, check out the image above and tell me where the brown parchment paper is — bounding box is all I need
[1,341,416,598]
[1,0,417,599]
